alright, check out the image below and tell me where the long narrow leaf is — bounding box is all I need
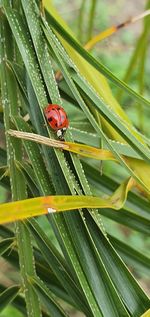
[29,276,69,317]
[0,177,135,224]
[0,285,20,312]
[0,11,41,317]
[0,237,14,256]
[109,235,150,275]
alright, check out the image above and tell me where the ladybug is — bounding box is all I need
[44,104,69,139]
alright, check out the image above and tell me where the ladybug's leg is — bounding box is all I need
[57,128,67,140]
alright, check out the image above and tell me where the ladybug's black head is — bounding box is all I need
[57,128,67,140]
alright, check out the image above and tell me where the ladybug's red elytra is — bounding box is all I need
[44,104,69,139]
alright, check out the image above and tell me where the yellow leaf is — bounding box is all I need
[0,177,134,224]
[9,130,117,161]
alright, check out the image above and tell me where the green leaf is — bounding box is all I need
[0,225,14,239]
[0,237,14,256]
[72,72,150,162]
[27,218,90,316]
[0,166,10,190]
[0,148,7,166]
[70,127,143,160]
[29,276,69,317]
[28,219,132,317]
[0,235,78,308]
[17,161,40,197]
[13,116,54,196]
[0,285,20,312]
[86,213,150,316]
[0,284,53,317]
[101,208,150,235]
[0,10,41,317]
[109,235,150,276]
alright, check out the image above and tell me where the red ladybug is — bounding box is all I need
[44,104,69,139]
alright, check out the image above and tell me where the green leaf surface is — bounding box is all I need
[0,10,41,317]
[0,148,7,166]
[0,284,52,317]
[109,235,150,276]
[27,218,91,316]
[13,116,53,196]
[85,213,150,316]
[0,166,10,191]
[72,72,150,161]
[70,127,143,160]
[0,223,88,309]
[0,285,20,312]
[29,276,69,317]
[17,161,40,197]
[0,225,14,239]
[0,237,14,256]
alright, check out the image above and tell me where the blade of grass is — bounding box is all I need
[85,212,150,316]
[0,284,52,317]
[8,129,127,162]
[28,218,90,316]
[12,116,54,196]
[0,237,82,309]
[17,161,40,197]
[28,218,130,317]
[29,276,69,317]
[0,12,41,317]
[0,148,7,166]
[72,71,150,162]
[69,127,143,160]
[0,237,14,256]
[0,178,136,224]
[109,235,150,276]
[0,285,20,312]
